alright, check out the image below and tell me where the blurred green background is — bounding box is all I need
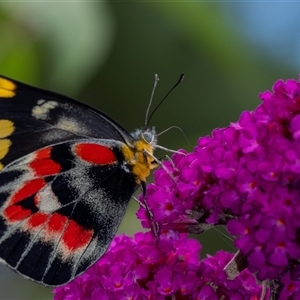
[0,1,299,299]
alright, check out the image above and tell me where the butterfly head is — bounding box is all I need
[131,126,157,147]
[121,127,157,184]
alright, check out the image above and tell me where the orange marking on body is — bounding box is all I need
[47,213,68,233]
[62,220,93,251]
[121,140,155,183]
[0,77,16,98]
[27,212,49,228]
[30,158,61,176]
[10,179,46,205]
[4,205,31,222]
[75,143,116,165]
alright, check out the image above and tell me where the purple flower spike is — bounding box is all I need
[138,77,300,287]
[54,235,263,299]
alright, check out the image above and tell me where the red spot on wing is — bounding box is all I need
[30,159,61,176]
[27,212,49,228]
[30,147,61,176]
[75,143,116,165]
[10,179,46,205]
[4,205,31,221]
[47,213,68,233]
[35,148,51,160]
[47,213,93,251]
[62,219,93,251]
[4,179,46,223]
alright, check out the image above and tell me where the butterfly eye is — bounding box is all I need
[142,132,154,144]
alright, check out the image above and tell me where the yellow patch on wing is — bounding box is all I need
[0,139,12,159]
[0,77,16,98]
[0,119,15,170]
[0,120,15,138]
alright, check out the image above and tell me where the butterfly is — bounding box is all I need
[0,75,159,286]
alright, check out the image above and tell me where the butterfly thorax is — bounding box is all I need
[121,127,157,184]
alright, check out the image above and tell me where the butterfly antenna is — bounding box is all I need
[158,125,193,150]
[145,74,185,128]
[145,74,159,128]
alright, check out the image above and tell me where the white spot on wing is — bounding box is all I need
[36,184,61,212]
[56,117,80,134]
[32,99,58,120]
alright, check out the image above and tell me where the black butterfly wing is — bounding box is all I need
[0,75,141,286]
[0,75,134,169]
[0,140,137,286]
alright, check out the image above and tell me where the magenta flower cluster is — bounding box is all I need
[53,77,300,299]
[138,78,300,297]
[54,233,263,299]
